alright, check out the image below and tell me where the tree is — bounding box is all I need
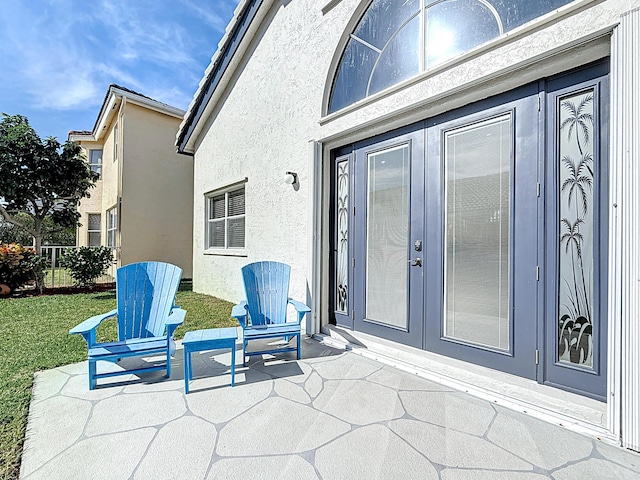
[0,114,98,252]
[0,213,76,246]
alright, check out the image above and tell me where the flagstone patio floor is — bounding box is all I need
[20,336,640,479]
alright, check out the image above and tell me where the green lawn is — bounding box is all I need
[0,283,236,480]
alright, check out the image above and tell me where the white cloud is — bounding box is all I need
[92,1,200,69]
[0,0,235,133]
[179,0,236,32]
[144,86,192,111]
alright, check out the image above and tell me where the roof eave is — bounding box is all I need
[92,85,186,142]
[176,0,271,155]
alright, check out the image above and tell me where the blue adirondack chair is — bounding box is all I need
[70,261,186,390]
[232,261,310,366]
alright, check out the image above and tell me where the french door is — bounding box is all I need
[424,85,539,379]
[330,62,608,398]
[351,125,425,349]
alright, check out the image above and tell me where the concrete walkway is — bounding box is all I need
[20,336,640,479]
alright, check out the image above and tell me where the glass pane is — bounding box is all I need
[107,229,116,248]
[336,159,349,314]
[228,216,245,248]
[557,89,595,368]
[210,195,225,219]
[444,115,511,350]
[228,188,245,216]
[90,149,103,164]
[88,214,101,231]
[208,219,225,248]
[108,209,117,229]
[88,232,101,246]
[486,0,573,31]
[354,0,420,50]
[426,0,502,69]
[369,14,420,96]
[329,39,378,113]
[366,144,409,328]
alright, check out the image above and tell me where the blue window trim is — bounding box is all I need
[328,0,574,114]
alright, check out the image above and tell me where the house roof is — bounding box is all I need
[69,84,186,143]
[175,0,269,155]
[67,130,92,137]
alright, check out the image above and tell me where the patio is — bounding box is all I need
[20,336,640,479]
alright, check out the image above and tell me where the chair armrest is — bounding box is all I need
[288,298,311,313]
[165,308,186,337]
[288,298,310,324]
[69,309,118,347]
[69,309,118,335]
[231,301,248,328]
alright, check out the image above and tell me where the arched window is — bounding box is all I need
[328,0,573,113]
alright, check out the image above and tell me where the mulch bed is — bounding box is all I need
[3,283,116,298]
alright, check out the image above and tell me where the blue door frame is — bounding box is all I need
[329,61,609,399]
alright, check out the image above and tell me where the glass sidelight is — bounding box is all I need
[557,88,596,368]
[544,61,608,399]
[335,158,350,314]
[365,144,410,329]
[443,114,512,350]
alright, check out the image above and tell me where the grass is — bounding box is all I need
[0,282,236,480]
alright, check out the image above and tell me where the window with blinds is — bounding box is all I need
[206,186,245,250]
[87,213,101,246]
[89,150,102,178]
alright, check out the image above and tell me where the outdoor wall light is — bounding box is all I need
[283,171,299,191]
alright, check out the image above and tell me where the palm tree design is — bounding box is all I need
[560,218,589,320]
[561,153,593,215]
[561,152,593,321]
[560,93,594,158]
[558,91,594,366]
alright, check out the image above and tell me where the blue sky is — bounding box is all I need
[0,0,239,143]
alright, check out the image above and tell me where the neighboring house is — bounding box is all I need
[176,0,640,451]
[71,84,193,278]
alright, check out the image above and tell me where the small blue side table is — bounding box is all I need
[183,327,238,394]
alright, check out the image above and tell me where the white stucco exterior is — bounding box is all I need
[181,0,640,450]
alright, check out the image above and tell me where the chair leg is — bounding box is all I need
[243,338,248,367]
[184,348,191,394]
[166,349,172,378]
[297,333,301,360]
[88,359,97,390]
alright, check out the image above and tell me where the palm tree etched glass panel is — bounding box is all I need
[444,115,511,350]
[336,159,349,314]
[366,145,409,329]
[557,89,595,368]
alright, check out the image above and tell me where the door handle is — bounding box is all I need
[409,258,422,267]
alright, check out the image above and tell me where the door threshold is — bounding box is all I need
[317,325,616,444]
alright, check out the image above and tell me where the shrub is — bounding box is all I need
[60,246,114,288]
[0,243,47,290]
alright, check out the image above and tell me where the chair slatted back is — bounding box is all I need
[242,261,290,326]
[116,262,183,340]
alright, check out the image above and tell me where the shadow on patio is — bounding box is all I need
[20,336,640,479]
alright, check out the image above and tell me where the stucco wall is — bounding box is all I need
[120,102,194,277]
[76,140,104,247]
[192,0,637,306]
[100,117,120,221]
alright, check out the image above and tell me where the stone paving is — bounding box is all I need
[20,336,640,479]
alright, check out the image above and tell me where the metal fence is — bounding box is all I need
[39,246,117,289]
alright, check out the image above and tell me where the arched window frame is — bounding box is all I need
[323,0,577,116]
